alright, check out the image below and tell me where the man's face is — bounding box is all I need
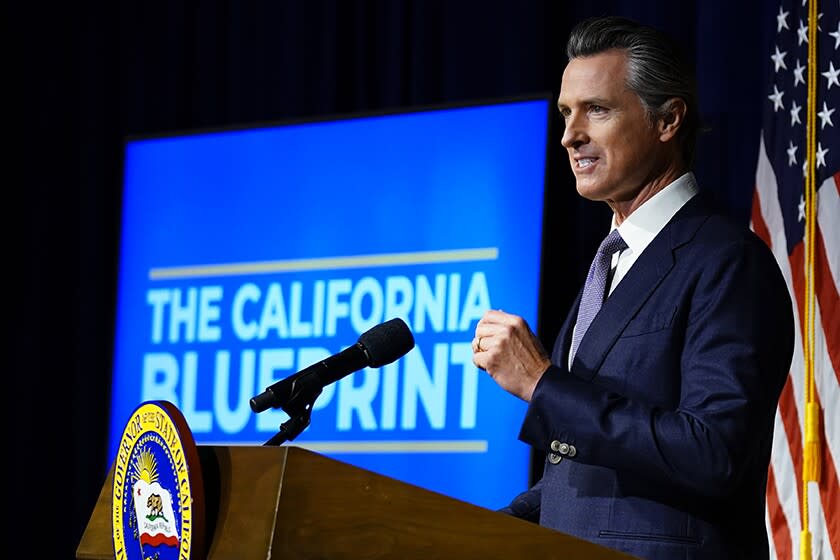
[557,50,669,203]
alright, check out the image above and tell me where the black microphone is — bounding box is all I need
[249,317,415,413]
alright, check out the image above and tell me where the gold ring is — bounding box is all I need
[477,337,483,351]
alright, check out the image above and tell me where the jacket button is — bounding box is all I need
[568,445,577,458]
[550,440,561,452]
[558,443,570,455]
[548,452,562,464]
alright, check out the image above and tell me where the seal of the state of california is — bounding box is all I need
[111,401,204,560]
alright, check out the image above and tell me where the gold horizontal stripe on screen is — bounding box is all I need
[200,439,488,453]
[149,247,499,280]
[294,439,489,454]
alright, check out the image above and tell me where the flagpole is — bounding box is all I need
[801,1,822,558]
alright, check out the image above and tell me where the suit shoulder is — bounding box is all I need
[675,194,772,257]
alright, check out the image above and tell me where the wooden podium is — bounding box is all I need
[78,445,635,559]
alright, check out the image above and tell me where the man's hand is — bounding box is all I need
[472,310,551,402]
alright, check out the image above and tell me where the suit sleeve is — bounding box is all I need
[498,476,543,522]
[518,236,794,498]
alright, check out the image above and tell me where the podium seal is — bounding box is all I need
[111,401,205,560]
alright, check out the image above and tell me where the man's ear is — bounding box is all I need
[658,98,687,142]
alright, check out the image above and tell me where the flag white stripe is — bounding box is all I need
[811,173,839,560]
[757,136,803,556]
[756,138,807,430]
[817,176,840,295]
[772,406,803,553]
[812,318,839,560]
[809,481,837,560]
[755,2,839,554]
[814,297,840,465]
[757,123,840,560]
[756,138,792,262]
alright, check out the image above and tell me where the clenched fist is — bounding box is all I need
[472,310,551,402]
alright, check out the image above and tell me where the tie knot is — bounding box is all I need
[598,229,627,256]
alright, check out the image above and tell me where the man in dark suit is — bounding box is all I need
[472,16,794,560]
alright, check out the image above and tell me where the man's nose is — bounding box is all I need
[561,113,588,149]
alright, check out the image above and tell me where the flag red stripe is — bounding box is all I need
[755,4,839,554]
[753,179,808,554]
[752,178,799,558]
[778,375,804,511]
[814,226,840,386]
[789,241,807,352]
[808,175,839,555]
[767,465,794,560]
[813,390,840,558]
[783,242,807,512]
[751,189,773,247]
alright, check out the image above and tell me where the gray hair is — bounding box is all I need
[566,16,700,167]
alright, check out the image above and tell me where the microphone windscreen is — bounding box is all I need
[358,318,415,367]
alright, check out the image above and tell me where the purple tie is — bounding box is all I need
[569,229,627,364]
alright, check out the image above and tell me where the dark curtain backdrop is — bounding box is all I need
[16,1,776,557]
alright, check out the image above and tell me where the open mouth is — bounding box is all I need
[575,157,598,169]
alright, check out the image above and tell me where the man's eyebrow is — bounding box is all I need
[585,97,612,106]
[557,96,613,111]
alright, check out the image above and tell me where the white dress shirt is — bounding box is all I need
[609,172,699,294]
[568,172,699,370]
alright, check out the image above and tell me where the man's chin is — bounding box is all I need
[574,181,606,202]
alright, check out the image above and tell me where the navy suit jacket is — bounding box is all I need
[503,193,794,559]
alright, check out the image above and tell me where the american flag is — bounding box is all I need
[752,1,840,558]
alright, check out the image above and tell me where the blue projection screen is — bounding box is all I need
[109,98,549,510]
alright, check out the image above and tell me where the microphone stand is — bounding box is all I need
[263,406,313,446]
[262,376,323,446]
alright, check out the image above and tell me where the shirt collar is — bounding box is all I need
[612,172,699,256]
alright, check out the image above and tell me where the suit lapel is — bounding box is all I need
[569,193,712,380]
[552,290,582,369]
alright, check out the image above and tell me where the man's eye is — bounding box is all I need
[590,105,605,114]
